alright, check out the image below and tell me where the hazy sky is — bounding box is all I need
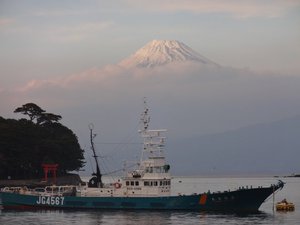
[1,0,300,174]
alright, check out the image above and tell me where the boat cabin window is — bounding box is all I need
[126,180,140,186]
[145,167,153,173]
[161,180,170,186]
[145,166,170,173]
[144,181,154,186]
[144,180,165,186]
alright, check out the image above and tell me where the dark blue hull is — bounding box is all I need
[0,182,284,212]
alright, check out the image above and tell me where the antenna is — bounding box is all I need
[89,123,103,188]
[140,97,150,132]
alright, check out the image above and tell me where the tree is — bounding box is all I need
[37,113,62,125]
[40,122,85,173]
[14,103,62,125]
[0,104,85,179]
[0,117,42,179]
[14,103,45,123]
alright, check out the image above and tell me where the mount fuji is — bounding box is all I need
[119,40,219,68]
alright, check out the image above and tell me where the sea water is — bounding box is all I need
[1,177,299,225]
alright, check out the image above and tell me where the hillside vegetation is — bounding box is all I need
[0,103,85,179]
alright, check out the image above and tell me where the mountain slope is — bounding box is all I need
[168,115,300,175]
[119,40,219,68]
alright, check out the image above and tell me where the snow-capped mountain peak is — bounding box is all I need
[119,40,218,68]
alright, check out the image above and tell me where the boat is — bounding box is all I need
[276,199,295,211]
[0,101,285,212]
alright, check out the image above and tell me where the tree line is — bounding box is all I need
[0,103,85,179]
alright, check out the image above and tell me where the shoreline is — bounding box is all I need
[0,174,82,188]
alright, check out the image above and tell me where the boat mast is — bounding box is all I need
[89,123,103,188]
[139,98,166,161]
[141,98,150,133]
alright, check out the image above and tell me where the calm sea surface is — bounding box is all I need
[1,177,299,225]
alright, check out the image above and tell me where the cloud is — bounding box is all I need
[0,18,15,27]
[125,0,300,18]
[11,62,300,117]
[46,21,114,42]
[0,18,113,42]
[15,62,236,93]
[4,62,232,117]
[2,60,300,142]
[34,9,89,17]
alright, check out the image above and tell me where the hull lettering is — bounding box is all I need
[36,196,64,206]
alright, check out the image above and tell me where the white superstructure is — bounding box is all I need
[79,100,171,197]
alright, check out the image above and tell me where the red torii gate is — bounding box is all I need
[42,164,58,184]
